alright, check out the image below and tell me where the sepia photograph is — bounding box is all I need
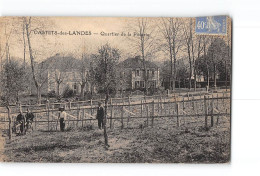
[0,16,231,163]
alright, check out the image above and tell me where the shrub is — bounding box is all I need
[62,87,75,98]
[47,90,56,98]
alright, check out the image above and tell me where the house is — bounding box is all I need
[117,56,160,91]
[36,54,91,96]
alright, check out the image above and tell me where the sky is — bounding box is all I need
[0,17,152,63]
[0,16,231,65]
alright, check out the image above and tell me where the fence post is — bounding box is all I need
[90,99,93,124]
[34,113,37,131]
[47,102,50,131]
[146,104,149,127]
[110,98,113,129]
[176,103,179,127]
[211,98,214,127]
[52,104,54,124]
[82,108,85,128]
[157,98,160,117]
[121,105,124,129]
[164,97,167,115]
[152,100,155,128]
[160,96,163,114]
[8,107,12,140]
[217,93,219,109]
[141,100,143,118]
[192,94,195,111]
[128,96,131,128]
[204,95,208,128]
[187,92,190,106]
[77,104,80,127]
[182,96,185,110]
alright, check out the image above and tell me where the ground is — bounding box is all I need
[1,91,231,163]
[2,115,230,163]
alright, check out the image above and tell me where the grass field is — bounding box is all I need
[2,113,230,163]
[1,92,231,163]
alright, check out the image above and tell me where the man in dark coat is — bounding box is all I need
[58,107,66,132]
[96,102,104,129]
[25,108,34,132]
[16,110,25,135]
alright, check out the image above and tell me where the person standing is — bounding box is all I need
[16,110,25,135]
[25,108,34,132]
[58,107,67,132]
[96,102,104,129]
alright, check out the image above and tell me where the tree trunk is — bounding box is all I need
[103,92,109,147]
[194,72,197,92]
[7,106,12,140]
[172,44,177,91]
[80,83,85,99]
[142,53,148,95]
[25,18,41,104]
[214,64,217,89]
[57,83,60,96]
[37,87,41,104]
[188,59,192,90]
[225,60,228,91]
[169,42,173,91]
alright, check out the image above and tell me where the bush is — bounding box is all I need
[47,90,56,98]
[62,87,75,98]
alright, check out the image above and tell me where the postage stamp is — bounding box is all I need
[195,16,227,35]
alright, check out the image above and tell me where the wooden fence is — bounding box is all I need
[0,91,231,139]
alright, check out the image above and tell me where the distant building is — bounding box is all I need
[117,56,160,91]
[34,54,91,96]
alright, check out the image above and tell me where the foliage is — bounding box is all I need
[94,44,120,97]
[196,38,231,82]
[47,90,56,98]
[0,60,28,106]
[62,86,75,98]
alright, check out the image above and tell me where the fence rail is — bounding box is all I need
[0,91,231,140]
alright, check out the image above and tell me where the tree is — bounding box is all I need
[78,53,91,99]
[0,59,27,104]
[88,55,98,99]
[0,59,27,139]
[159,18,182,90]
[193,35,204,91]
[176,58,189,88]
[94,44,120,148]
[53,55,74,98]
[23,17,53,104]
[207,38,230,89]
[127,18,157,94]
[182,19,195,90]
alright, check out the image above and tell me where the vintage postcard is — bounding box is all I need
[0,16,231,163]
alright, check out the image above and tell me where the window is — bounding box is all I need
[135,81,140,88]
[74,83,77,92]
[140,81,145,88]
[152,70,155,77]
[136,69,140,76]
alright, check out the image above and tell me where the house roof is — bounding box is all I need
[39,54,82,70]
[118,56,159,69]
